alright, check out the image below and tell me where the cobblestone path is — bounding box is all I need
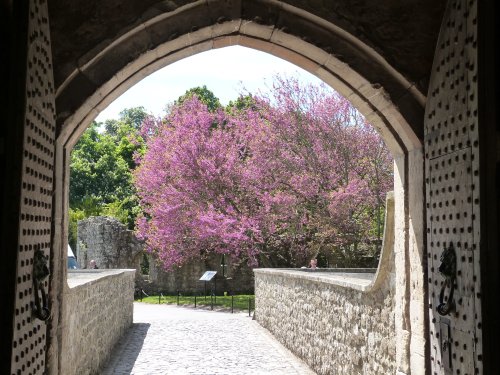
[101,303,316,375]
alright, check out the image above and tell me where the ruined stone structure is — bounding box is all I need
[76,216,254,293]
[76,216,143,272]
[1,1,496,374]
[149,253,254,295]
[62,270,135,375]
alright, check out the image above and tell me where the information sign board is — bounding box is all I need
[199,271,217,281]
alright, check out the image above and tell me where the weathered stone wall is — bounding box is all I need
[254,193,396,374]
[149,254,254,294]
[77,216,143,273]
[61,269,135,375]
[254,269,395,375]
[76,216,254,293]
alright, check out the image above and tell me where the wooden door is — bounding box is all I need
[424,0,482,374]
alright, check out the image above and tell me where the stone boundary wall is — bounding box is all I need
[253,193,396,374]
[148,253,255,295]
[61,269,135,375]
[254,269,395,374]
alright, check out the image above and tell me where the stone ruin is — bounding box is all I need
[76,216,254,294]
[149,253,255,295]
[77,216,143,274]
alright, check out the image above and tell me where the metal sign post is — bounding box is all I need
[199,271,217,300]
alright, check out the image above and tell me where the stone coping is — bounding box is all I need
[287,267,377,273]
[253,268,376,291]
[67,269,136,289]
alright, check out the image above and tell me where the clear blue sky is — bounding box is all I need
[95,46,325,122]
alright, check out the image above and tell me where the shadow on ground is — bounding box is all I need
[101,323,150,374]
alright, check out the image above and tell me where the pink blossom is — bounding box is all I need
[134,77,393,269]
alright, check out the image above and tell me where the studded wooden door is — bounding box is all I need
[424,0,482,374]
[9,0,57,374]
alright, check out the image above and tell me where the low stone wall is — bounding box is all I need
[254,269,395,374]
[253,193,396,374]
[61,269,135,375]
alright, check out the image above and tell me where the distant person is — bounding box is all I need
[309,258,317,269]
[89,259,99,269]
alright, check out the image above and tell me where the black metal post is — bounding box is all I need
[158,293,161,304]
[195,295,197,308]
[177,291,180,305]
[140,289,143,302]
[211,294,213,310]
[220,254,226,278]
[231,295,234,314]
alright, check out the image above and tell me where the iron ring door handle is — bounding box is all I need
[33,249,51,321]
[436,243,457,316]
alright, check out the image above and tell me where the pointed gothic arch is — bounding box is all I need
[51,5,427,374]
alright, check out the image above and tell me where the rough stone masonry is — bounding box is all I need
[62,269,135,375]
[254,269,396,375]
[77,216,255,294]
[77,216,143,271]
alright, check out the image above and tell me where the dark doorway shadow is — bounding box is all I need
[100,323,151,374]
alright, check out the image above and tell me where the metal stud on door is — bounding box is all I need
[424,0,481,373]
[10,0,57,373]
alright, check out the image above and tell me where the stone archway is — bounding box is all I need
[4,0,494,374]
[50,5,427,375]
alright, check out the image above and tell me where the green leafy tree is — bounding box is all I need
[70,125,134,207]
[175,86,221,112]
[68,208,87,251]
[105,107,148,135]
[226,94,257,113]
[69,107,148,248]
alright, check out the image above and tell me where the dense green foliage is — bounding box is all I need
[226,94,257,113]
[175,85,221,112]
[68,107,147,249]
[68,90,222,250]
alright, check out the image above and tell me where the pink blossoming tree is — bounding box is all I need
[134,77,392,269]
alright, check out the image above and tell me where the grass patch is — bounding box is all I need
[136,294,254,311]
